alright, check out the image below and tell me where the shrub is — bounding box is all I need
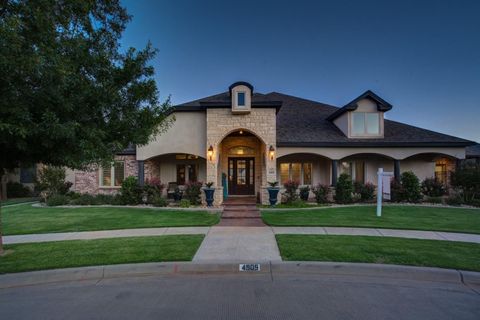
[179,199,191,208]
[299,186,310,201]
[425,196,443,204]
[469,199,480,207]
[312,184,330,204]
[144,178,165,203]
[354,182,375,202]
[184,181,203,205]
[6,181,32,198]
[152,196,168,207]
[35,166,72,198]
[390,178,403,202]
[120,176,143,205]
[46,194,69,206]
[421,178,446,197]
[334,173,353,204]
[446,195,464,206]
[400,171,422,203]
[95,194,116,205]
[69,193,97,205]
[283,180,299,204]
[451,164,480,204]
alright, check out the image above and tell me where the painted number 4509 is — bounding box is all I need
[239,263,261,271]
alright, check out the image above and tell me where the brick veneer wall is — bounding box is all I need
[74,155,138,194]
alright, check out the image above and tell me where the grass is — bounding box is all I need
[1,197,40,206]
[0,235,204,274]
[2,204,220,235]
[262,205,480,234]
[276,234,480,272]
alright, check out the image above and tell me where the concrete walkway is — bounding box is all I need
[5,226,480,245]
[193,227,281,261]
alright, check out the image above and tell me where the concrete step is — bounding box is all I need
[222,210,261,218]
[217,218,266,227]
[223,205,258,211]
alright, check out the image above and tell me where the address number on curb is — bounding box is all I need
[239,264,261,272]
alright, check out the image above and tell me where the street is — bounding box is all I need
[1,264,479,320]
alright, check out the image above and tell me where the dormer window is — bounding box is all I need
[237,92,246,107]
[352,112,380,136]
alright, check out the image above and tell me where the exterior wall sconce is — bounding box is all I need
[269,145,275,161]
[208,145,214,161]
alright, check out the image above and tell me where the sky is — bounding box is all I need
[120,0,480,142]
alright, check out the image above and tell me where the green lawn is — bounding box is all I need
[3,204,219,235]
[1,197,39,206]
[0,235,204,274]
[276,234,480,272]
[262,205,480,234]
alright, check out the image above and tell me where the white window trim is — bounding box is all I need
[99,161,125,189]
[279,162,313,186]
[350,112,381,137]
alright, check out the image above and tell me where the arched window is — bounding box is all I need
[228,146,255,156]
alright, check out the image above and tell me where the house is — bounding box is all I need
[73,81,475,205]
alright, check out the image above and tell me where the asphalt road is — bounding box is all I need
[1,269,479,320]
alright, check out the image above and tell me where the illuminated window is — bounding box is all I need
[279,162,313,185]
[228,146,255,155]
[435,158,452,185]
[177,164,198,185]
[351,112,380,136]
[100,161,124,187]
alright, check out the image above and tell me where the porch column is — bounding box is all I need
[137,160,145,186]
[331,160,338,186]
[455,158,463,170]
[394,159,400,182]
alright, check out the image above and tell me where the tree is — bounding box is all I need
[0,0,172,254]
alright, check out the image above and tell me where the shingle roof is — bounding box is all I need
[466,143,480,157]
[174,91,474,148]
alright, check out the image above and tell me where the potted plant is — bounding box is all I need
[299,186,310,201]
[203,182,215,207]
[173,187,183,202]
[267,181,280,206]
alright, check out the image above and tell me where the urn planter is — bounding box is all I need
[203,188,215,207]
[267,187,280,206]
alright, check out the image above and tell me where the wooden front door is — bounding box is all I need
[228,157,255,195]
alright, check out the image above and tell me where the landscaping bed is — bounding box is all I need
[0,235,204,274]
[262,205,480,234]
[276,234,480,272]
[3,203,219,235]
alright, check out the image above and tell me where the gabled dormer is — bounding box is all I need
[229,81,253,114]
[327,90,392,138]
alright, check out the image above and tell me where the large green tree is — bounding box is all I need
[0,0,172,254]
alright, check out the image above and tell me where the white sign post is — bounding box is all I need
[376,168,394,217]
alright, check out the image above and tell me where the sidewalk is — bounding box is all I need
[5,226,480,245]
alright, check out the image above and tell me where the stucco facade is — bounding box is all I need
[72,81,473,205]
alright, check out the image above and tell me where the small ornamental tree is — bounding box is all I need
[334,173,353,204]
[312,184,330,204]
[400,171,422,203]
[185,181,203,205]
[35,166,72,200]
[451,163,480,204]
[0,0,173,254]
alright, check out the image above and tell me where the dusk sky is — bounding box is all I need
[120,0,480,142]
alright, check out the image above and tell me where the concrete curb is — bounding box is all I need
[260,203,480,211]
[1,261,479,290]
[32,203,223,212]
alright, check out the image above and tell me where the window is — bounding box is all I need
[435,158,452,185]
[279,162,313,185]
[229,146,255,155]
[339,161,365,183]
[237,92,246,106]
[351,112,380,136]
[100,161,124,187]
[176,164,198,185]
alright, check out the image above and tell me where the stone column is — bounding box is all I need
[331,160,338,186]
[261,143,278,205]
[137,160,145,186]
[394,159,400,182]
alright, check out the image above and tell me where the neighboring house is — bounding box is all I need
[73,81,475,204]
[464,143,480,165]
[5,165,76,192]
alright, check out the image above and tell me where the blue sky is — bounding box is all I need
[120,0,480,142]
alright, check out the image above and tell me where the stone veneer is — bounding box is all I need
[206,108,277,205]
[74,155,138,194]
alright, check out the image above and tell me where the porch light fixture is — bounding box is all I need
[239,130,243,134]
[208,145,214,161]
[269,145,275,160]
